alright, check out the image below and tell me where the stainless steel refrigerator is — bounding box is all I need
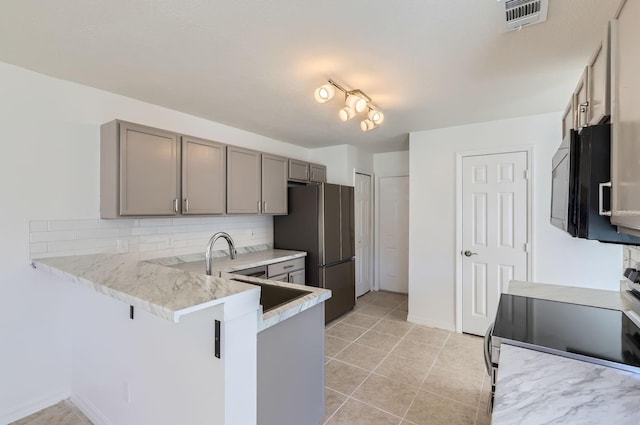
[273,183,355,323]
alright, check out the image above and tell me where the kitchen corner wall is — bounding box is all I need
[408,112,623,331]
[0,61,306,423]
[310,144,374,186]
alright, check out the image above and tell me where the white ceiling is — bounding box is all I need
[0,1,619,153]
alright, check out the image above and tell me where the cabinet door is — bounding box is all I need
[587,25,611,126]
[182,136,226,215]
[574,67,590,131]
[119,122,180,216]
[261,154,288,215]
[288,159,309,181]
[611,2,640,234]
[269,273,289,282]
[227,146,261,214]
[562,95,576,139]
[288,269,306,285]
[309,163,327,183]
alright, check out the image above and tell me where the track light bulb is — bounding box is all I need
[314,84,335,103]
[339,106,356,122]
[368,109,384,125]
[360,119,378,132]
[346,94,367,113]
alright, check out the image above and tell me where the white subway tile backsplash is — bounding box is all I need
[29,216,273,260]
[49,219,100,231]
[30,231,75,243]
[29,221,48,232]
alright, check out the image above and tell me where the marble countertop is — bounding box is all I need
[34,247,330,329]
[507,280,632,311]
[493,344,640,425]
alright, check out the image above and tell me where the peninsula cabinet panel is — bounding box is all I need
[261,154,288,215]
[227,146,261,214]
[309,163,327,183]
[182,137,226,215]
[611,0,640,234]
[101,121,180,218]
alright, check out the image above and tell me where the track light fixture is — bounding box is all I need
[314,79,384,132]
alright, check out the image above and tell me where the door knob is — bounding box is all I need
[463,250,478,257]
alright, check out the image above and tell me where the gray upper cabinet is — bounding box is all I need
[309,163,327,183]
[101,120,180,218]
[288,159,309,182]
[227,146,262,214]
[610,0,640,235]
[182,136,226,215]
[574,67,589,131]
[562,95,576,139]
[587,24,611,126]
[261,154,288,215]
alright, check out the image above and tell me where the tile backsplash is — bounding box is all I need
[29,216,273,261]
[624,245,640,270]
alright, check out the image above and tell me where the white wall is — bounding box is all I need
[0,61,310,422]
[373,151,409,177]
[310,144,373,186]
[408,112,622,331]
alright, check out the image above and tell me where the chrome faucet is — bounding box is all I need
[205,232,236,276]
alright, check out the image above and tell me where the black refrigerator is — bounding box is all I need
[274,183,355,323]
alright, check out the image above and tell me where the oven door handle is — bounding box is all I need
[484,322,494,376]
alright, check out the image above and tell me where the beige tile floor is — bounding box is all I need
[12,291,491,425]
[323,291,492,425]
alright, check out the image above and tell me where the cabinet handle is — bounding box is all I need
[173,198,179,212]
[598,181,612,216]
[579,101,589,128]
[306,168,309,179]
[283,264,294,269]
[184,198,189,212]
[257,200,262,213]
[264,201,267,213]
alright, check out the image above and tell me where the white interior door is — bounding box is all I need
[378,176,409,293]
[462,152,528,336]
[355,173,373,297]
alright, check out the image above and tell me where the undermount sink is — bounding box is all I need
[230,278,310,313]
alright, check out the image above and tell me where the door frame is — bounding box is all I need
[375,174,409,293]
[454,146,534,333]
[353,169,375,295]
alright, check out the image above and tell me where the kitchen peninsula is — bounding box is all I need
[33,248,331,425]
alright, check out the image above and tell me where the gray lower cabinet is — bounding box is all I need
[257,303,325,425]
[261,154,288,214]
[181,136,226,215]
[227,146,262,214]
[611,0,640,234]
[101,120,180,218]
[267,258,305,284]
[309,163,327,183]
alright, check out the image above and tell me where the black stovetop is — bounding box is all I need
[493,294,640,372]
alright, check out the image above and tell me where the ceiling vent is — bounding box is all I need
[498,0,549,32]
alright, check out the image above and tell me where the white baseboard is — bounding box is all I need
[406,314,456,332]
[71,393,115,425]
[0,388,70,425]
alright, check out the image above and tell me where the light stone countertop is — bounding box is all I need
[491,280,640,424]
[33,247,330,329]
[507,279,632,311]
[493,344,640,425]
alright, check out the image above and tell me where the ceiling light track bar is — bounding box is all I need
[327,79,372,103]
[314,79,384,132]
